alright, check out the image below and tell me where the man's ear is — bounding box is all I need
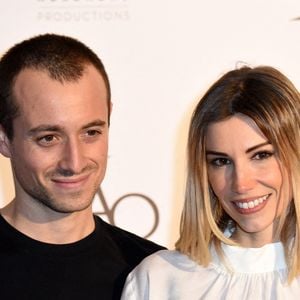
[0,125,12,158]
[108,101,113,127]
[109,101,113,118]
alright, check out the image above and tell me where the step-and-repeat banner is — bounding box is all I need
[0,0,299,248]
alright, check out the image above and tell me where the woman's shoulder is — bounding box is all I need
[131,249,200,275]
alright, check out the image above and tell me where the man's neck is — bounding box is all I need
[0,199,95,244]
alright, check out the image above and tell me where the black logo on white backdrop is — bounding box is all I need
[36,0,130,22]
[93,188,159,238]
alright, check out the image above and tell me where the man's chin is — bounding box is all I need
[41,200,93,214]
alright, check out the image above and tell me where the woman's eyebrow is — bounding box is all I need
[206,142,271,156]
[206,150,228,156]
[245,141,271,153]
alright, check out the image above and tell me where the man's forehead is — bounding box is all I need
[13,65,106,99]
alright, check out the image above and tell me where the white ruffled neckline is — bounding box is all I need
[211,242,287,274]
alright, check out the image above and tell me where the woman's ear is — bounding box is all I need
[0,125,12,158]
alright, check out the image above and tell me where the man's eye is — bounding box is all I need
[37,135,57,146]
[85,129,102,138]
[87,130,99,136]
[209,158,231,167]
[252,151,274,160]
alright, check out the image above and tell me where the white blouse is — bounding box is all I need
[121,243,300,299]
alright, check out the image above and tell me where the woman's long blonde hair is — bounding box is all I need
[176,66,300,282]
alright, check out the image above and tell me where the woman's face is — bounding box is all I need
[205,114,292,247]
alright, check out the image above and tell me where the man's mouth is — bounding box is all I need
[51,174,90,189]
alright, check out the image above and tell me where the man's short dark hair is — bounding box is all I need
[0,33,111,140]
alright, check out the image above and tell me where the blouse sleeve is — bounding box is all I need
[120,263,150,300]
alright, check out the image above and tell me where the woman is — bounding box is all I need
[121,66,300,299]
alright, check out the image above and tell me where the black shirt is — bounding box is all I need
[0,215,165,299]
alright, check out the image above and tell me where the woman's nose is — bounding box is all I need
[231,163,255,194]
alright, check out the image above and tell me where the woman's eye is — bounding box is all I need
[209,158,231,167]
[252,151,274,160]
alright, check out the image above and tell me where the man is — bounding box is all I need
[0,34,164,299]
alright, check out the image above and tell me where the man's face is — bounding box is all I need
[2,65,109,214]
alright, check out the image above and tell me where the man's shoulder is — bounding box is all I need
[94,215,165,262]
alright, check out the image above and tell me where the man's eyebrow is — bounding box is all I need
[82,120,106,130]
[28,125,61,136]
[206,142,271,156]
[28,120,107,136]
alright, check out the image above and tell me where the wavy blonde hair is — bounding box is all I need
[175,66,300,282]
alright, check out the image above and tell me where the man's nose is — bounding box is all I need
[58,138,86,175]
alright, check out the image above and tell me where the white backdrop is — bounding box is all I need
[0,0,299,248]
